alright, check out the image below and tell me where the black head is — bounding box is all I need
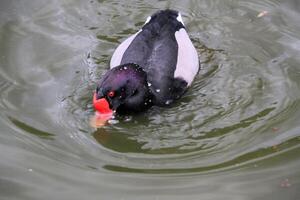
[95,63,153,114]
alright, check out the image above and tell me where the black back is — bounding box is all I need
[121,9,187,105]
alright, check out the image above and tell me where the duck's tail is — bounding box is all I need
[144,9,185,30]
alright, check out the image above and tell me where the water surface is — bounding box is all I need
[0,0,300,199]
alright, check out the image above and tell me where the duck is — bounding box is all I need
[93,9,199,115]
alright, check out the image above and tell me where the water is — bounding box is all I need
[1,0,300,199]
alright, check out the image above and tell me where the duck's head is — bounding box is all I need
[94,63,153,114]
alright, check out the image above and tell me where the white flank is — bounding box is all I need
[176,13,185,26]
[174,28,199,86]
[144,16,151,25]
[110,30,141,68]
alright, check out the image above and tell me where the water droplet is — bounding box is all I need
[124,116,132,122]
[257,10,268,18]
[28,168,33,172]
[165,100,172,105]
[156,89,160,93]
[124,66,127,70]
[280,179,291,188]
[147,82,152,87]
[108,119,119,125]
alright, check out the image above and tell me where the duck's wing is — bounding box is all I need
[174,27,199,86]
[110,31,140,68]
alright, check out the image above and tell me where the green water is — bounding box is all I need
[0,0,300,199]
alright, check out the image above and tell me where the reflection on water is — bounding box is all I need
[0,0,300,199]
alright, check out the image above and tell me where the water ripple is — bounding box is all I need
[1,0,300,199]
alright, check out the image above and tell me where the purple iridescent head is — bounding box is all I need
[94,63,153,114]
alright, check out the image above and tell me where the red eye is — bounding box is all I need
[108,91,115,97]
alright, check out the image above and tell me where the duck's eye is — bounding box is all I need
[108,91,115,98]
